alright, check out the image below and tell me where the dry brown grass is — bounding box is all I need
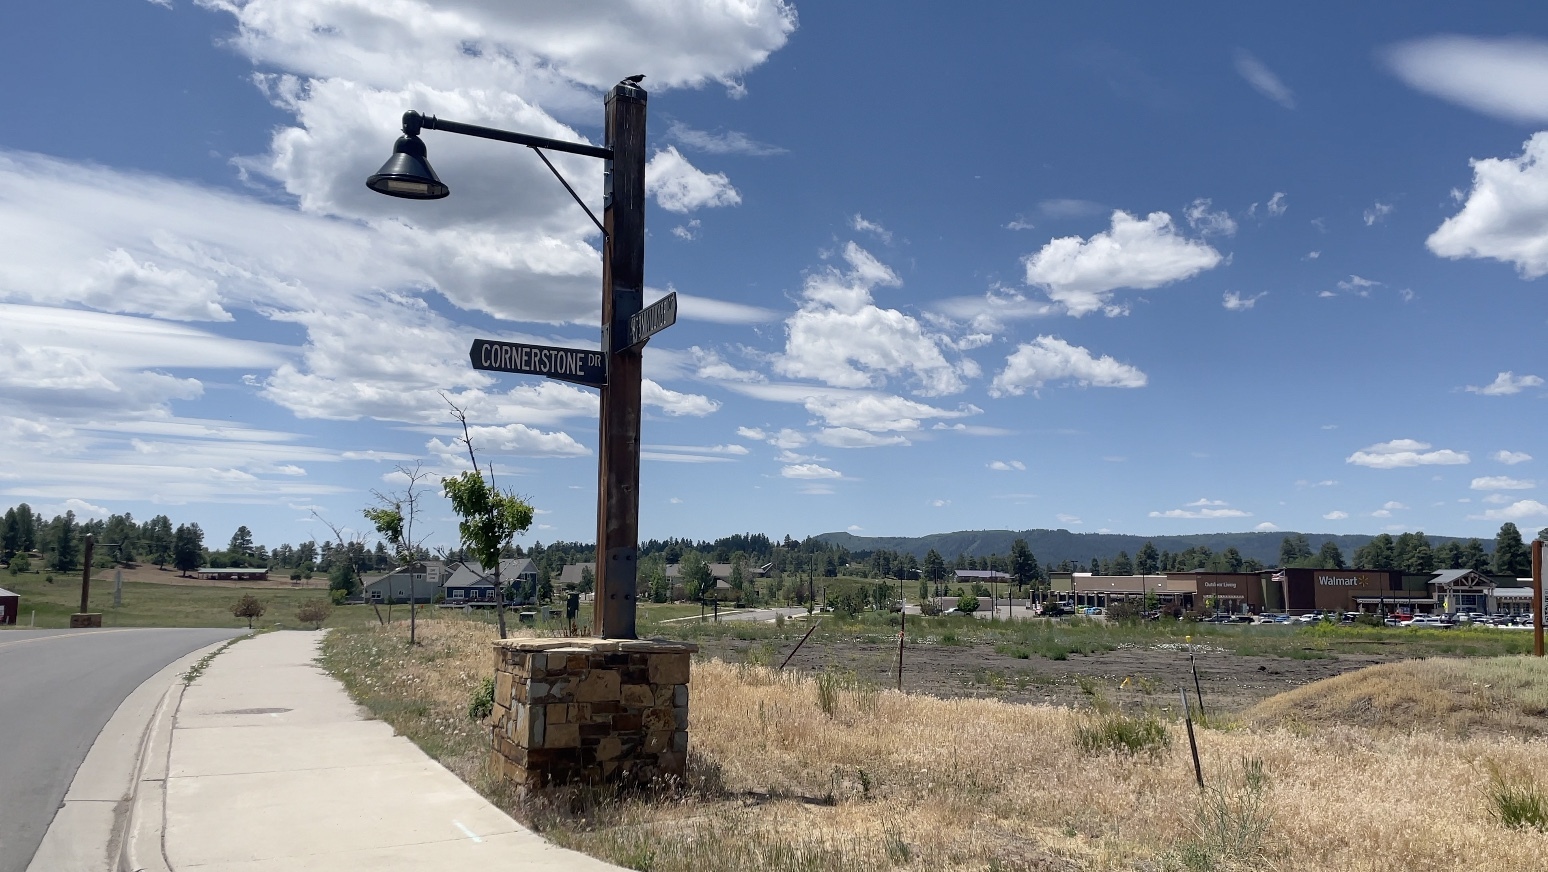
[1242,655,1548,739]
[324,620,1548,872]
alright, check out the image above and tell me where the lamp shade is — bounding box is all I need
[366,135,449,199]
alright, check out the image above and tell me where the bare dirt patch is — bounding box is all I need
[693,636,1396,716]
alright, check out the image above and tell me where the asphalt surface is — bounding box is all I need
[0,627,243,872]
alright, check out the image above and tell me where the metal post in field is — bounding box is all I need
[1533,539,1543,658]
[1180,685,1204,789]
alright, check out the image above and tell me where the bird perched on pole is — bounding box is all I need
[620,74,645,87]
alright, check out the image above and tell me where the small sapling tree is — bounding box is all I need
[364,463,432,645]
[231,594,266,629]
[441,399,534,640]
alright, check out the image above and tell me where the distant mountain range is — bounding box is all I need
[815,529,1484,567]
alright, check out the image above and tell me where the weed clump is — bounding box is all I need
[1175,756,1273,870]
[468,675,495,721]
[1071,683,1170,758]
[1484,761,1548,832]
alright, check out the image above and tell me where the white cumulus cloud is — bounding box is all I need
[781,463,843,480]
[1466,372,1544,395]
[1023,211,1222,316]
[990,336,1146,397]
[988,460,1027,471]
[1471,476,1535,490]
[1429,133,1548,277]
[1323,510,1349,520]
[1495,450,1533,465]
[775,242,969,396]
[1346,439,1470,469]
[646,147,742,213]
[1470,499,1548,521]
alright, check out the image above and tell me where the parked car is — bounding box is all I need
[1404,615,1453,629]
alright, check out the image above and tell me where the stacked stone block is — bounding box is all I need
[489,637,696,789]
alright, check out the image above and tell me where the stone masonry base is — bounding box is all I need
[490,637,697,789]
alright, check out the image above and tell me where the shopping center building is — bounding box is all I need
[1050,566,1537,615]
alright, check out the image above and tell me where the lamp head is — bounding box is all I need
[366,134,449,199]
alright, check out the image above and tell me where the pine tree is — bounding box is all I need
[1111,550,1134,575]
[1009,538,1039,588]
[52,511,79,572]
[1493,523,1530,577]
[1316,541,1346,569]
[1136,541,1159,575]
[173,523,204,576]
[1279,534,1313,567]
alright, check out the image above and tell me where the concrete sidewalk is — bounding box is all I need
[136,630,625,871]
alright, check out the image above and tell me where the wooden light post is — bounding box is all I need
[593,82,647,640]
[370,79,662,640]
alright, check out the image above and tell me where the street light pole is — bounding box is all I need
[367,78,652,640]
[594,81,647,640]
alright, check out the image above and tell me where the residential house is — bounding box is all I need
[362,560,452,604]
[442,558,537,605]
[558,562,595,589]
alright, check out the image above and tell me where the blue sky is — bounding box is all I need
[2,1,1545,552]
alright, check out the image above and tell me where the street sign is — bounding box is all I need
[628,292,677,348]
[469,339,606,388]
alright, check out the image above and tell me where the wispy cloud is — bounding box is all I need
[1233,49,1296,109]
[1222,291,1267,311]
[667,121,786,156]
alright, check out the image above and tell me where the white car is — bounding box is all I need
[1403,615,1452,629]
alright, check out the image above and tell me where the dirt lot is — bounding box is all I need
[693,635,1395,715]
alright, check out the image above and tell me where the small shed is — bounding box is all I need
[0,586,18,625]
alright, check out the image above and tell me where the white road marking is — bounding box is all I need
[453,820,483,842]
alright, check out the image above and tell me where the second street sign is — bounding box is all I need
[469,339,606,388]
[628,292,677,348]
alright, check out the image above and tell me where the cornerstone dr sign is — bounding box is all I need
[469,339,606,388]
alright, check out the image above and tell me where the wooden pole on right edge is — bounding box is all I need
[1532,538,1543,658]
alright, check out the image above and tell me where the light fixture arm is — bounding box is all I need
[400,111,611,236]
[403,111,613,160]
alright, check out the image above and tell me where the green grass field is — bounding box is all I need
[0,570,381,630]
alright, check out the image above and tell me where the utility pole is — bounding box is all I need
[593,81,647,639]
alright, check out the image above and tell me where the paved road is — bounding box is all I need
[0,627,243,872]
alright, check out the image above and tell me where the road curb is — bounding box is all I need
[118,680,182,872]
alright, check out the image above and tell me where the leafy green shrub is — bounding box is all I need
[955,593,980,614]
[1485,761,1548,832]
[295,598,332,629]
[468,676,495,721]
